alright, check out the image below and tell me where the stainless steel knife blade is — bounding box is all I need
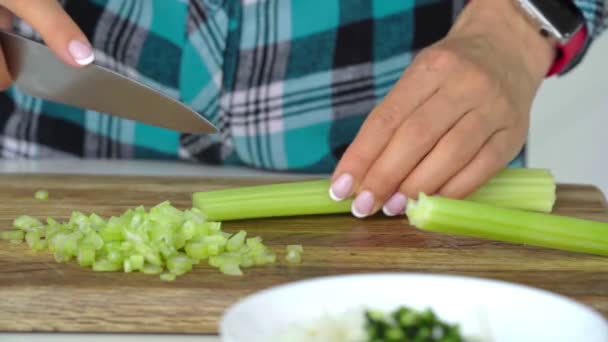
[0,31,217,134]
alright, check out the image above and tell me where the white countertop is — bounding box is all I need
[0,159,330,342]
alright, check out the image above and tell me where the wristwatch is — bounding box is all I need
[514,0,588,75]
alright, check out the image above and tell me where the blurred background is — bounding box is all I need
[529,33,608,194]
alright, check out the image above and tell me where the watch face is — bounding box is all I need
[529,0,584,37]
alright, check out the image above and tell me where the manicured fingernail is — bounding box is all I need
[68,40,95,65]
[329,173,353,201]
[351,191,375,218]
[382,193,408,216]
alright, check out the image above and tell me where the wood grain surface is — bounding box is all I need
[1,174,607,334]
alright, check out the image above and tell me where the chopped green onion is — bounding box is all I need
[1,230,24,241]
[34,190,49,200]
[406,193,608,257]
[192,168,556,221]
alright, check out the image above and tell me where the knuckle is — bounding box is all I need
[370,101,404,129]
[402,118,435,149]
[417,46,459,72]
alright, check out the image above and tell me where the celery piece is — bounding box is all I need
[34,190,49,200]
[220,262,243,276]
[185,242,209,260]
[31,240,47,251]
[13,216,43,230]
[246,237,263,249]
[142,264,163,274]
[93,259,122,271]
[77,247,95,267]
[81,232,104,250]
[285,245,303,264]
[192,168,556,221]
[123,260,134,273]
[286,244,303,253]
[1,230,24,241]
[167,254,192,276]
[160,273,176,281]
[406,193,608,257]
[285,250,302,264]
[226,230,247,252]
[25,231,41,247]
[129,255,144,271]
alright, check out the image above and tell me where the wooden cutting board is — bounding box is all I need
[1,174,608,334]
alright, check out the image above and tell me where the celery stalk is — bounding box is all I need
[406,193,608,256]
[193,168,556,221]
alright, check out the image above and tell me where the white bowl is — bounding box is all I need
[220,273,608,342]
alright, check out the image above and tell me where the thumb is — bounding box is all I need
[2,0,94,66]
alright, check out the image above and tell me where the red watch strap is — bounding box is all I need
[546,25,588,76]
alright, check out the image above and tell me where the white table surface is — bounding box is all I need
[0,159,330,342]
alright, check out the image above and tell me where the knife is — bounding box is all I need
[0,30,217,134]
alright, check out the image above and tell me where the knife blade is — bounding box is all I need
[0,31,217,134]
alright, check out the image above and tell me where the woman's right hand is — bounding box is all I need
[0,0,94,90]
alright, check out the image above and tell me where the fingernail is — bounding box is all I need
[382,193,408,216]
[329,173,353,201]
[68,40,95,65]
[351,191,375,218]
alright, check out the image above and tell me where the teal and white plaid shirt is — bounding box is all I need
[1,0,607,172]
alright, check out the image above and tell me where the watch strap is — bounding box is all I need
[546,24,588,76]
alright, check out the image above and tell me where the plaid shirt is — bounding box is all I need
[1,0,607,172]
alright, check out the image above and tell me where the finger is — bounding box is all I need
[353,86,471,217]
[1,0,94,66]
[329,49,451,201]
[0,7,13,90]
[395,111,496,203]
[438,129,515,198]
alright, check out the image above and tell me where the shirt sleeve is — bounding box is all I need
[560,0,608,74]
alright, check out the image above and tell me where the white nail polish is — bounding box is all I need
[351,202,367,218]
[382,205,397,217]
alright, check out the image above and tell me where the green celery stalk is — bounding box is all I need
[406,193,608,256]
[193,168,556,221]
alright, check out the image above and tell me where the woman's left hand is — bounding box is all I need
[329,0,555,218]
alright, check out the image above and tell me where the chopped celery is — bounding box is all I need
[192,168,556,221]
[167,254,193,276]
[406,193,608,257]
[286,244,303,264]
[160,273,176,281]
[2,199,296,280]
[77,247,95,267]
[93,259,122,271]
[226,230,246,252]
[220,262,243,276]
[286,244,303,253]
[129,255,144,270]
[34,190,49,200]
[1,230,24,241]
[13,216,43,230]
[142,264,163,274]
